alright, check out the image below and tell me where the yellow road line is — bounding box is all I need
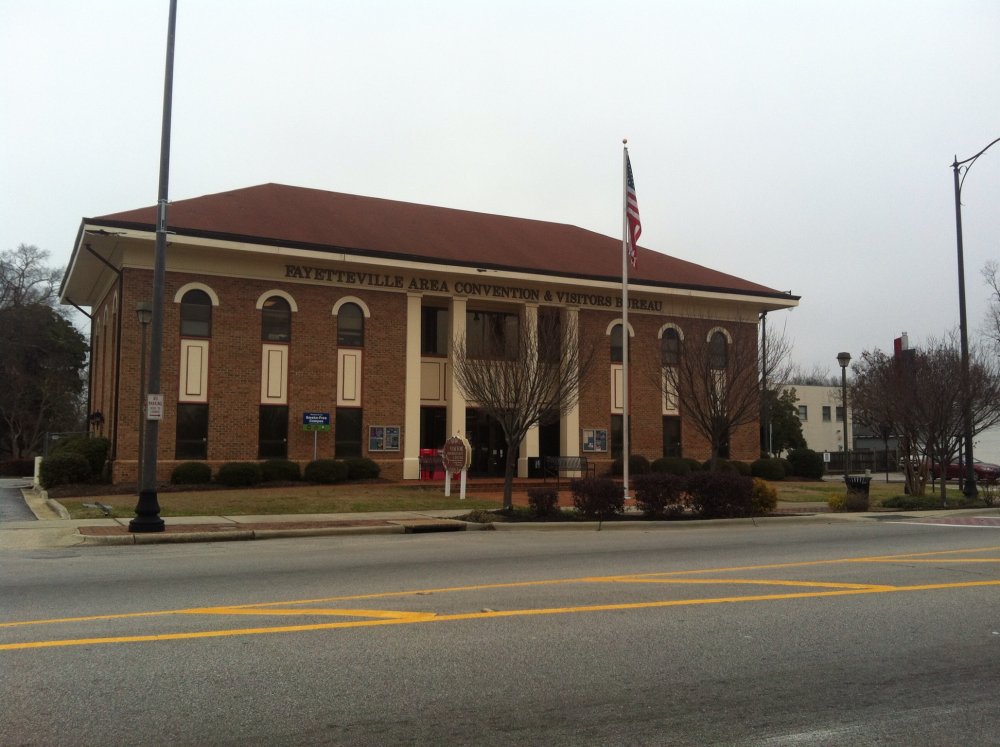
[5,546,1000,630]
[3,579,999,652]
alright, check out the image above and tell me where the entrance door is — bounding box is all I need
[465,409,512,476]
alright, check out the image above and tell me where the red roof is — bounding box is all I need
[90,183,790,298]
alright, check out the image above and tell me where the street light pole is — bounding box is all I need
[837,352,851,479]
[130,0,177,533]
[136,302,152,487]
[952,136,1000,499]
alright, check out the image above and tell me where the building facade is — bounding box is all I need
[60,184,798,484]
[785,385,853,454]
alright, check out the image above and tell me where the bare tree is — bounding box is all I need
[759,316,795,455]
[0,245,87,458]
[851,338,1000,500]
[660,320,760,469]
[451,310,597,510]
[982,260,1000,352]
[0,244,62,309]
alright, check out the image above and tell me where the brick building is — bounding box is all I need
[59,184,798,484]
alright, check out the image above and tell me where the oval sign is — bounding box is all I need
[441,436,471,472]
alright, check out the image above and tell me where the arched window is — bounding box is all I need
[661,328,680,366]
[610,323,624,363]
[708,331,728,370]
[337,302,364,346]
[261,296,291,342]
[180,289,212,337]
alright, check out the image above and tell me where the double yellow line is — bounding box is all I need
[3,546,999,652]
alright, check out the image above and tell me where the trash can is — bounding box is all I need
[844,475,872,496]
[843,475,872,511]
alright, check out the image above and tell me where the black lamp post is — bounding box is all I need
[136,302,152,487]
[952,137,1000,498]
[130,0,177,533]
[837,352,851,479]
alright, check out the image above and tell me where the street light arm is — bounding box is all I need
[954,136,1000,194]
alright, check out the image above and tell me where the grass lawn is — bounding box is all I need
[58,483,503,519]
[776,478,968,506]
[54,477,979,520]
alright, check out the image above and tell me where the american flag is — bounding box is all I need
[625,152,642,267]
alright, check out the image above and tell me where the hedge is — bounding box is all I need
[261,459,301,482]
[40,453,91,489]
[343,457,380,480]
[751,458,786,481]
[216,461,263,487]
[304,459,349,484]
[171,462,212,485]
[570,477,624,519]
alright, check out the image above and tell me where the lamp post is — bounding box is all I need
[130,0,177,533]
[837,352,851,479]
[952,137,1000,498]
[135,302,152,487]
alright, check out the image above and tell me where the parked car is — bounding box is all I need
[930,459,1000,482]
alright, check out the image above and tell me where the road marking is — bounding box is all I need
[3,578,1000,652]
[5,546,1000,650]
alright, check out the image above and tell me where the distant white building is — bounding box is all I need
[783,385,852,454]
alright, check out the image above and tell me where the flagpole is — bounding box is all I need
[621,141,631,501]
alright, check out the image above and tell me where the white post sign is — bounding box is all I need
[146,393,164,421]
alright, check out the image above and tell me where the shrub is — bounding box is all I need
[751,478,778,514]
[633,473,686,518]
[751,458,786,481]
[843,489,870,512]
[261,459,301,482]
[786,448,825,479]
[216,461,263,487]
[52,436,110,480]
[686,471,755,519]
[881,494,953,510]
[304,459,349,484]
[0,459,36,477]
[570,477,624,519]
[343,457,380,480]
[828,493,846,512]
[171,462,212,485]
[39,453,91,489]
[610,455,651,477]
[780,458,793,477]
[526,487,559,517]
[683,458,702,473]
[729,460,751,476]
[702,458,736,473]
[651,457,691,476]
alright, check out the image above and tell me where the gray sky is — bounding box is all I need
[2,0,999,375]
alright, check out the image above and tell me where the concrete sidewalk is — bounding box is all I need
[3,484,998,550]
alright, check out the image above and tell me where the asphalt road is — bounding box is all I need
[2,518,999,745]
[0,479,35,522]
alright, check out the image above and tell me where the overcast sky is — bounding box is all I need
[2,0,999,376]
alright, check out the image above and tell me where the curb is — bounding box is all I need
[77,519,485,545]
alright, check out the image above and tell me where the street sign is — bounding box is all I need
[146,394,163,420]
[302,412,331,432]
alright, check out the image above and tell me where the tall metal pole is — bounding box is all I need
[837,351,851,480]
[131,0,178,532]
[760,311,769,455]
[951,136,1000,499]
[136,304,151,488]
[952,159,976,498]
[621,142,630,500]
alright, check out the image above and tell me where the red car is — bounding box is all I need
[930,459,1000,482]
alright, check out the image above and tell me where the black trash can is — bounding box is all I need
[844,475,872,496]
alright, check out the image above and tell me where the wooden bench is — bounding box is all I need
[542,455,595,488]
